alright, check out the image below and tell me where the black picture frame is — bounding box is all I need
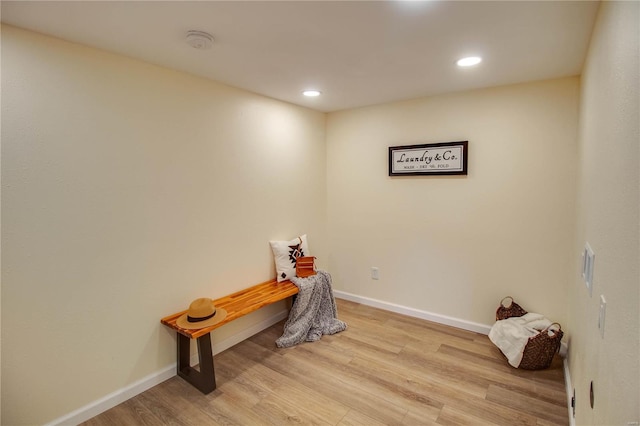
[389,141,468,176]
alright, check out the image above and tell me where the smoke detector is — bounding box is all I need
[186,30,214,50]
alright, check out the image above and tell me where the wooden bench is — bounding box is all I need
[161,278,298,393]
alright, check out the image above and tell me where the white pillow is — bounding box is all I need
[269,234,310,282]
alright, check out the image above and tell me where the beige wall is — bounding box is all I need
[1,25,326,425]
[327,78,579,326]
[569,1,640,424]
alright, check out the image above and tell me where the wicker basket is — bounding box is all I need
[519,322,563,370]
[495,296,528,320]
[494,296,563,370]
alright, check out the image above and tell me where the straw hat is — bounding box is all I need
[176,298,227,330]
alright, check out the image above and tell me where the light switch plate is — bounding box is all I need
[583,243,595,296]
[598,295,606,338]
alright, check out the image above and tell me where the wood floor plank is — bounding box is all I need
[434,333,506,359]
[345,356,445,418]
[267,382,350,425]
[538,418,571,426]
[252,392,334,426]
[333,315,411,353]
[288,333,355,365]
[161,376,241,425]
[80,415,110,426]
[234,340,409,425]
[337,302,393,326]
[486,384,568,425]
[80,407,135,426]
[402,410,442,425]
[136,387,194,426]
[401,343,565,401]
[157,377,225,425]
[218,372,269,406]
[344,353,540,426]
[119,397,167,426]
[206,391,269,425]
[276,349,410,424]
[487,378,568,408]
[217,359,281,395]
[385,317,480,342]
[397,344,495,398]
[223,349,352,424]
[82,299,568,426]
[336,409,391,426]
[348,350,489,402]
[330,333,403,360]
[436,405,503,426]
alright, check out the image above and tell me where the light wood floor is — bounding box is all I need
[83,299,568,425]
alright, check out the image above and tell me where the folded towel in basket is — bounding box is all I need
[489,313,552,368]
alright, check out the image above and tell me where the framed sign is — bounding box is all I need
[389,141,468,176]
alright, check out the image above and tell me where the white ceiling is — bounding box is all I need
[1,1,599,112]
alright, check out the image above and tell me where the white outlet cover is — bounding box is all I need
[371,267,379,280]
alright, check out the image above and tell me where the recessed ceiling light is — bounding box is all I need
[303,90,321,97]
[186,30,214,50]
[457,56,482,67]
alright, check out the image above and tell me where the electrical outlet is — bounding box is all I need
[371,267,379,280]
[598,295,606,338]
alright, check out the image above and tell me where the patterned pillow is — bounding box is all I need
[269,234,310,282]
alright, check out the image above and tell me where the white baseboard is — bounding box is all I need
[334,290,493,335]
[564,358,575,426]
[45,309,290,426]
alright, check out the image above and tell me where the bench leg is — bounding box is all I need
[176,333,216,394]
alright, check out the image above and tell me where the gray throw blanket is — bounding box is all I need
[276,270,347,348]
